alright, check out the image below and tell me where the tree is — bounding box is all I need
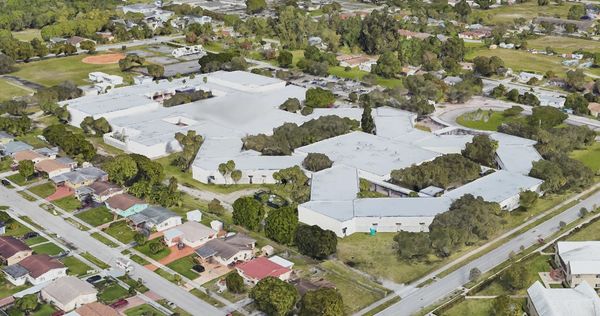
[564,93,590,115]
[295,225,337,259]
[519,191,538,211]
[393,231,431,260]
[0,53,15,74]
[361,104,375,134]
[147,64,164,79]
[18,160,34,181]
[231,169,242,184]
[473,56,504,76]
[148,241,166,254]
[265,206,298,244]
[566,69,586,91]
[475,0,492,9]
[371,51,401,79]
[279,98,301,112]
[528,106,567,129]
[568,4,586,19]
[461,134,498,167]
[538,0,549,5]
[491,295,520,316]
[278,51,293,68]
[299,288,344,316]
[134,232,147,245]
[225,272,245,294]
[246,0,267,14]
[469,267,481,282]
[232,197,265,231]
[104,154,138,186]
[14,294,38,313]
[208,198,225,215]
[579,207,589,218]
[251,277,299,316]
[79,40,96,53]
[455,0,471,19]
[502,263,530,290]
[305,88,335,108]
[302,153,333,172]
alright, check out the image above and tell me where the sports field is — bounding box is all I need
[527,36,600,54]
[471,2,575,25]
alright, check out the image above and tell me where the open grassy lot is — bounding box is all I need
[465,47,569,77]
[103,221,136,244]
[52,196,81,212]
[76,206,114,227]
[565,217,600,241]
[11,54,123,87]
[0,79,31,101]
[32,242,63,256]
[61,256,92,276]
[527,36,600,54]
[28,183,56,199]
[166,255,199,280]
[471,2,575,25]
[475,254,552,296]
[456,110,525,131]
[440,298,525,316]
[328,66,403,89]
[12,29,42,42]
[124,304,163,316]
[569,141,600,172]
[98,282,130,304]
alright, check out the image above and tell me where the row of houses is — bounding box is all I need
[0,237,67,286]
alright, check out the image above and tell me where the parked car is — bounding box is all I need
[86,275,102,284]
[166,301,177,309]
[23,232,39,239]
[110,299,128,308]
[192,264,205,273]
[1,179,10,186]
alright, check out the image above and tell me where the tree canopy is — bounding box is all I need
[303,153,333,172]
[299,288,344,316]
[232,197,265,231]
[295,225,337,259]
[250,277,299,316]
[264,206,298,244]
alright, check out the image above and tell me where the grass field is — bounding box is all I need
[76,206,115,227]
[565,218,600,241]
[81,252,110,269]
[103,221,136,244]
[11,54,124,87]
[98,282,130,304]
[440,298,525,316]
[328,66,403,89]
[136,242,171,260]
[456,110,525,131]
[32,242,64,256]
[124,304,163,316]
[12,29,42,42]
[0,79,31,101]
[166,255,199,280]
[471,2,575,25]
[61,256,92,276]
[527,36,600,54]
[570,142,600,172]
[475,254,552,296]
[28,183,56,198]
[7,303,57,316]
[7,174,38,186]
[465,47,569,77]
[52,196,81,212]
[91,232,118,247]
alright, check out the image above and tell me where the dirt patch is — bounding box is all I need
[82,53,125,65]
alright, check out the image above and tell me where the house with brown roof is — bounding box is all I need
[35,160,71,178]
[87,181,124,203]
[74,302,120,316]
[41,276,98,311]
[13,150,48,164]
[588,102,600,118]
[105,193,148,217]
[0,236,32,265]
[66,36,96,48]
[3,254,67,285]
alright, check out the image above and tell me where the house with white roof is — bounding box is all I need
[556,241,600,288]
[164,221,217,248]
[526,281,600,316]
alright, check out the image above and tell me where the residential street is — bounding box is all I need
[377,189,600,315]
[0,185,224,316]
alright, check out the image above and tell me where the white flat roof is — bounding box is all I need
[310,165,359,201]
[557,241,600,275]
[527,281,600,316]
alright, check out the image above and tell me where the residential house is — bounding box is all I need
[35,160,71,178]
[51,167,108,189]
[187,210,202,222]
[3,254,67,285]
[195,233,256,266]
[526,281,600,316]
[397,29,431,40]
[443,76,463,86]
[588,102,600,118]
[66,36,95,49]
[518,72,544,83]
[41,276,98,311]
[0,132,14,145]
[13,150,48,164]
[74,302,120,316]
[164,221,217,248]
[86,181,123,203]
[105,193,148,217]
[34,147,59,159]
[235,256,292,285]
[0,236,32,265]
[129,206,182,232]
[95,32,115,42]
[458,29,492,40]
[533,17,594,34]
[55,157,77,170]
[267,256,294,269]
[555,241,600,288]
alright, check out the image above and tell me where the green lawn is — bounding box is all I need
[456,110,525,131]
[527,36,600,54]
[28,183,56,198]
[12,29,42,42]
[91,232,118,247]
[11,54,124,87]
[471,2,575,25]
[565,218,600,241]
[7,174,39,186]
[98,282,130,304]
[0,278,29,299]
[103,221,136,244]
[7,303,57,316]
[0,79,31,101]
[18,191,37,202]
[136,242,171,261]
[124,304,163,316]
[475,254,552,296]
[52,196,81,212]
[4,221,33,237]
[189,288,225,307]
[24,236,47,246]
[61,256,92,276]
[81,252,110,269]
[32,242,64,256]
[166,255,199,280]
[570,142,600,172]
[14,133,49,149]
[440,298,525,316]
[328,65,403,89]
[76,206,115,227]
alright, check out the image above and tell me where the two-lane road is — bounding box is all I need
[0,185,223,316]
[378,190,600,315]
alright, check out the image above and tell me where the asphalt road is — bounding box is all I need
[377,190,600,315]
[0,185,224,316]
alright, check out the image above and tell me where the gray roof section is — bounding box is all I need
[310,165,359,202]
[2,141,33,156]
[129,205,180,226]
[527,281,600,316]
[3,264,28,278]
[51,167,107,184]
[195,234,255,260]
